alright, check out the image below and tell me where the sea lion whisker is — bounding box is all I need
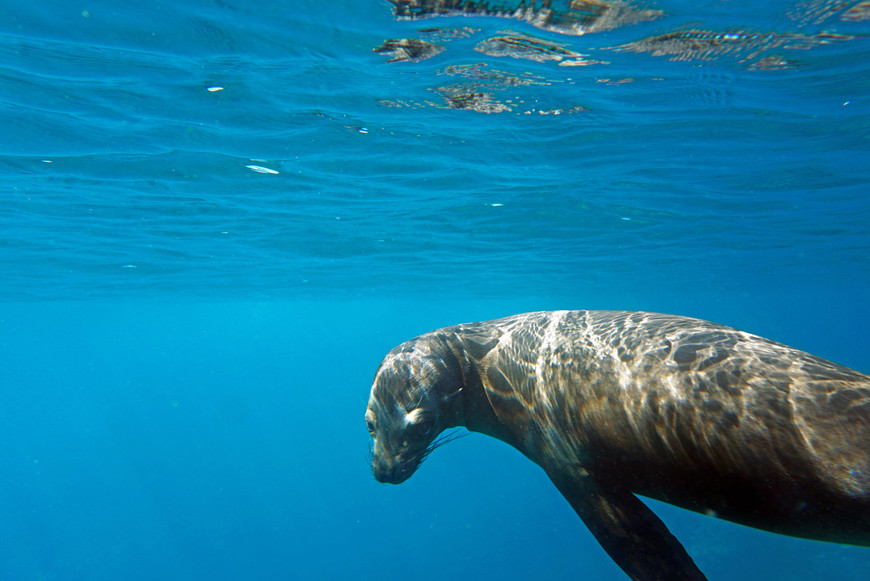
[427,429,467,453]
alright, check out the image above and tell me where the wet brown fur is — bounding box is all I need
[366,311,870,580]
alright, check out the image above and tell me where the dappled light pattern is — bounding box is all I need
[373,38,446,62]
[387,0,662,36]
[374,0,864,115]
[475,30,606,65]
[613,29,856,64]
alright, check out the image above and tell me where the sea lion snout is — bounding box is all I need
[371,451,412,484]
[368,415,412,484]
[367,403,432,484]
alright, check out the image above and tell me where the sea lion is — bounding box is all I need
[365,310,870,581]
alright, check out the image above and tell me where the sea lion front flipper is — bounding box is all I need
[548,472,707,581]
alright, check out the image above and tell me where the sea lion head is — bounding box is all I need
[366,334,464,484]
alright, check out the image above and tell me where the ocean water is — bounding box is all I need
[0,0,868,579]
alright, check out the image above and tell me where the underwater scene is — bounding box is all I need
[1,1,868,579]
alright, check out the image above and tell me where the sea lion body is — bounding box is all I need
[365,311,870,580]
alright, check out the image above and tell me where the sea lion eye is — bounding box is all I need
[365,418,375,434]
[414,417,434,437]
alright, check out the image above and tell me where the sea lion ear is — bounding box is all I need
[442,385,463,403]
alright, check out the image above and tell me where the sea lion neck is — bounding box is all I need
[441,326,524,449]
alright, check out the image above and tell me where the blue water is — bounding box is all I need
[1,0,868,579]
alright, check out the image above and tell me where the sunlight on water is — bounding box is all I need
[0,2,868,579]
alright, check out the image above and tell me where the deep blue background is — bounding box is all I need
[1,0,869,579]
[1,294,868,580]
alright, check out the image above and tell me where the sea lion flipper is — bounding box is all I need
[549,472,707,581]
